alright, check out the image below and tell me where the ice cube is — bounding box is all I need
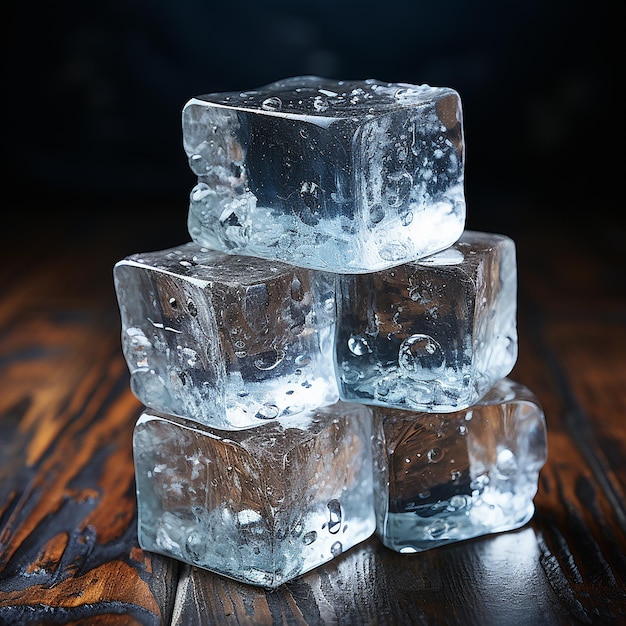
[113,242,338,429]
[335,230,518,412]
[372,378,547,553]
[183,76,465,273]
[133,401,376,588]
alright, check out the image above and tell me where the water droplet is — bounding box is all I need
[426,519,447,538]
[169,297,178,308]
[290,276,304,301]
[187,301,198,317]
[400,546,418,553]
[450,469,462,481]
[383,171,412,207]
[185,530,204,562]
[326,499,342,534]
[191,183,211,202]
[313,95,328,112]
[401,211,414,226]
[255,404,279,420]
[347,334,372,356]
[457,424,468,436]
[368,204,385,225]
[179,346,200,366]
[330,541,343,557]
[418,490,431,499]
[398,334,445,381]
[449,495,467,510]
[303,531,317,545]
[428,447,444,463]
[340,366,361,385]
[496,448,518,478]
[394,87,424,99]
[254,348,285,370]
[261,96,282,111]
[295,354,311,367]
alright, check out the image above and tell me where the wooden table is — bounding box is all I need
[1,209,625,625]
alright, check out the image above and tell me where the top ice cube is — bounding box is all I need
[183,76,466,273]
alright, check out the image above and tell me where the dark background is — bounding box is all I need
[3,0,622,255]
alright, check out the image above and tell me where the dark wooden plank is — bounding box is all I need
[173,526,579,626]
[0,245,179,625]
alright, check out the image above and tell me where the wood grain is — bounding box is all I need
[0,239,179,625]
[1,220,625,625]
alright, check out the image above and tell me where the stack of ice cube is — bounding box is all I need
[113,76,547,588]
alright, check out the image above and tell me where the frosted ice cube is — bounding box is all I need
[183,76,465,273]
[133,401,376,588]
[335,230,518,412]
[372,378,547,553]
[113,242,338,429]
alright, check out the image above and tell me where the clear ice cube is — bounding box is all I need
[133,401,376,588]
[183,76,466,273]
[372,378,547,553]
[335,230,518,412]
[113,242,338,429]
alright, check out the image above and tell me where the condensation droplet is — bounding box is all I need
[376,386,389,397]
[496,448,518,478]
[427,519,447,538]
[383,171,412,207]
[185,530,203,562]
[295,354,311,366]
[348,334,372,356]
[368,204,385,225]
[449,495,467,510]
[313,95,328,112]
[187,301,198,317]
[394,87,424,99]
[191,183,211,202]
[340,367,361,385]
[261,96,282,111]
[290,276,304,301]
[255,403,279,420]
[327,499,342,534]
[428,447,444,463]
[303,531,317,545]
[400,546,418,553]
[398,334,445,381]
[330,541,343,557]
[254,348,285,371]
